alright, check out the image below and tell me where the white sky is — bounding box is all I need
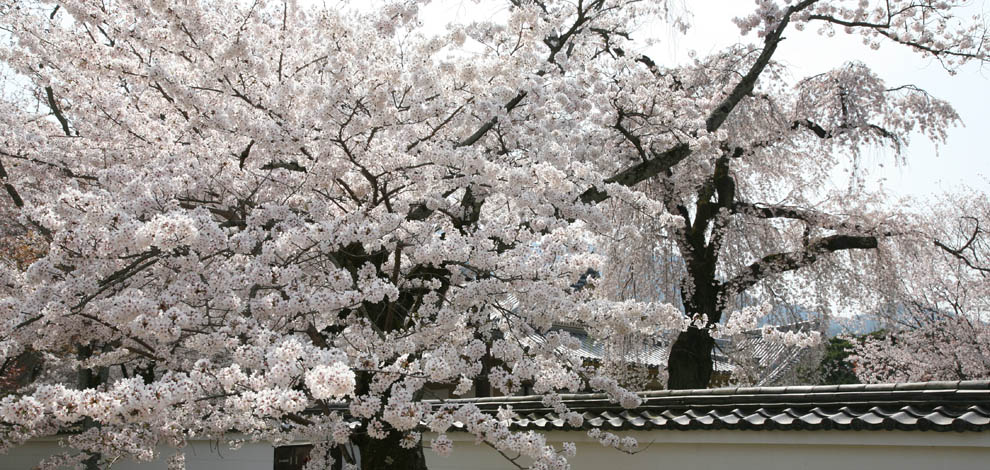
[648,0,990,199]
[426,0,990,199]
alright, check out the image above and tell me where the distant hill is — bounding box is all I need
[753,307,881,338]
[827,315,882,337]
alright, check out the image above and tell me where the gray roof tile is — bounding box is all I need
[436,380,990,432]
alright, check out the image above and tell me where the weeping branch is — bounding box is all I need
[934,217,990,276]
[809,13,989,67]
[580,1,816,207]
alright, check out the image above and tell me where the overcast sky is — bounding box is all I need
[650,0,990,199]
[425,0,990,200]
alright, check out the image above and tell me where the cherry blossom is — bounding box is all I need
[0,1,986,469]
[850,192,990,383]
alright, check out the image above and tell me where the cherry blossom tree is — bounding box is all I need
[850,192,990,383]
[0,1,986,470]
[591,2,988,389]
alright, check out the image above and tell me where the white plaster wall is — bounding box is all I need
[425,430,990,470]
[0,439,273,470]
[5,431,989,470]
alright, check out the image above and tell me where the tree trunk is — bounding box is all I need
[666,326,715,389]
[666,248,721,390]
[357,432,428,470]
[77,346,107,470]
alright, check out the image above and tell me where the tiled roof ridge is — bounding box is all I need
[436,380,990,408]
[433,381,990,432]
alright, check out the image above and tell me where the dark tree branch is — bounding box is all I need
[71,249,162,314]
[613,110,649,161]
[417,0,812,234]
[722,234,878,297]
[934,219,990,275]
[809,13,989,64]
[0,157,24,208]
[45,86,73,136]
[706,154,737,256]
[791,119,830,138]
[457,92,527,148]
[580,1,815,208]
[706,0,817,133]
[694,156,735,236]
[407,100,472,152]
[578,143,691,204]
[792,118,900,150]
[236,140,255,169]
[260,160,307,172]
[731,200,894,235]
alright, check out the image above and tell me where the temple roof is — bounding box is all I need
[438,380,990,432]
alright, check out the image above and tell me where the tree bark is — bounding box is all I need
[666,192,723,390]
[357,432,428,470]
[350,370,428,470]
[77,345,108,470]
[667,270,720,390]
[666,326,715,390]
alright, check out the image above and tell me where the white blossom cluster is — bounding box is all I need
[304,363,356,401]
[586,428,638,453]
[0,0,985,469]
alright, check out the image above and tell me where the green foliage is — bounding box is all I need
[818,337,860,385]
